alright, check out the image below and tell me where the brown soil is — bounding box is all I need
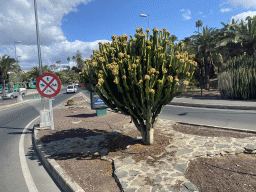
[36,95,256,192]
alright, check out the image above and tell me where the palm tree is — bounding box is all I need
[216,16,256,61]
[72,56,76,68]
[190,25,224,90]
[0,55,16,94]
[56,60,61,72]
[196,20,203,33]
[67,57,70,69]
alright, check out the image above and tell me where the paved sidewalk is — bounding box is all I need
[170,97,256,110]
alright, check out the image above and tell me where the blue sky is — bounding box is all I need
[0,0,256,71]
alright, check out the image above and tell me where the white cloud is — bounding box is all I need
[220,8,232,13]
[0,0,94,46]
[220,0,256,9]
[0,39,112,70]
[180,9,191,20]
[0,0,108,70]
[230,11,256,24]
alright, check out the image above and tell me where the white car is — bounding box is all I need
[66,85,77,94]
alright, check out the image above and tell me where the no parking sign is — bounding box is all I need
[36,73,61,98]
[36,73,61,130]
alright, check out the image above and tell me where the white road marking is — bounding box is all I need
[19,116,40,192]
[19,92,79,191]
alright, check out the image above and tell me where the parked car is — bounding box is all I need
[1,88,26,99]
[78,83,84,87]
[66,85,77,94]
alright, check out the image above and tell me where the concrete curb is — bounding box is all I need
[33,125,85,192]
[32,92,86,192]
[174,121,256,135]
[169,101,256,110]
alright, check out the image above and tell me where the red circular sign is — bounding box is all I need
[36,73,61,98]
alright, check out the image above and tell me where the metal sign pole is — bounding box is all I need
[49,98,54,130]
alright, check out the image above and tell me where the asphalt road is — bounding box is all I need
[0,87,86,192]
[1,87,256,191]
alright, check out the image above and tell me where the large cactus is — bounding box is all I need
[80,27,197,145]
[218,54,256,100]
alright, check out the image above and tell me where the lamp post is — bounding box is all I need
[14,41,23,102]
[140,14,150,34]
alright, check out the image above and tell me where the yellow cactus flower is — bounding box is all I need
[175,55,180,59]
[99,57,105,62]
[144,75,150,80]
[156,71,159,74]
[111,35,117,40]
[186,72,190,76]
[122,75,127,79]
[112,69,118,75]
[92,61,98,66]
[149,89,155,94]
[146,29,150,33]
[118,52,124,58]
[183,80,189,85]
[122,34,128,39]
[96,50,100,54]
[175,51,180,55]
[138,80,143,85]
[147,46,151,50]
[163,68,167,73]
[158,79,163,84]
[132,63,137,68]
[167,75,173,82]
[98,78,104,85]
[158,46,163,51]
[150,68,156,73]
[175,76,179,81]
[180,59,185,63]
[163,28,166,31]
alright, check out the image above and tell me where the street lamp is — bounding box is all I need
[140,14,150,35]
[14,41,23,102]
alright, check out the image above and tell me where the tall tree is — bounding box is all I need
[56,60,61,72]
[67,57,70,69]
[195,20,204,94]
[196,20,203,33]
[75,50,85,70]
[0,55,16,94]
[190,26,223,90]
[72,56,76,68]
